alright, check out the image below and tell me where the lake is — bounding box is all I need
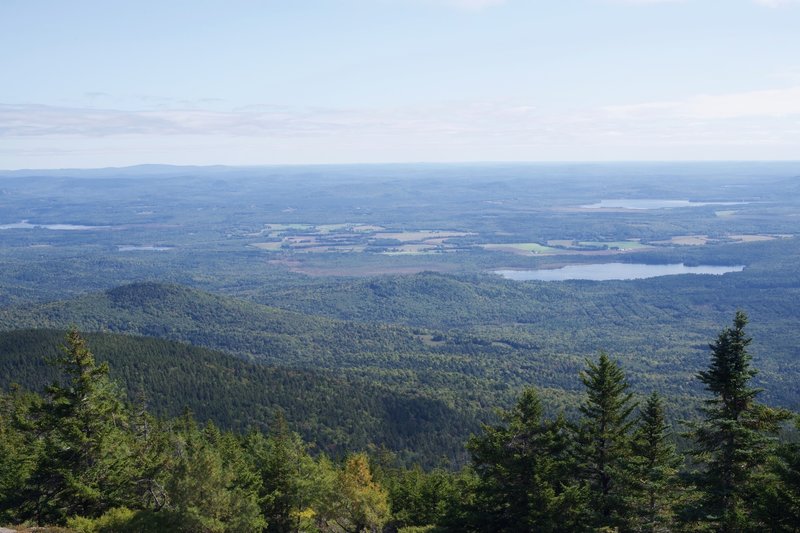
[117,245,173,251]
[0,220,110,230]
[495,263,745,281]
[581,199,745,210]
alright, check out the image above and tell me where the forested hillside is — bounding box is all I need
[0,329,479,465]
[3,276,799,424]
[1,316,798,532]
[0,282,528,418]
[0,282,428,367]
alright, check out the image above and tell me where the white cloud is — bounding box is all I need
[3,90,800,168]
[603,86,800,120]
[7,86,798,141]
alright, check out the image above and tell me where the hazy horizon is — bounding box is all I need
[3,0,800,169]
[4,159,800,174]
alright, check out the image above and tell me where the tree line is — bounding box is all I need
[1,312,799,532]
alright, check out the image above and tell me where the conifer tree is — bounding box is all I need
[628,392,681,532]
[753,415,800,532]
[383,464,459,529]
[25,328,136,524]
[0,386,41,524]
[685,311,790,532]
[129,390,171,512]
[757,415,800,532]
[465,387,589,532]
[165,414,265,532]
[577,352,637,529]
[245,413,319,533]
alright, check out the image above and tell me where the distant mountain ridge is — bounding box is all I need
[0,164,245,178]
[3,160,800,179]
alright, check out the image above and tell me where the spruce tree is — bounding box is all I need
[465,387,589,532]
[25,329,136,524]
[577,352,637,529]
[165,414,265,532]
[759,415,800,532]
[129,390,171,512]
[385,465,458,529]
[0,386,41,524]
[628,392,681,532]
[245,413,318,533]
[686,311,790,532]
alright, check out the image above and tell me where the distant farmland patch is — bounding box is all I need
[382,244,444,255]
[545,240,646,251]
[250,242,283,251]
[575,241,648,250]
[481,243,557,254]
[374,230,473,242]
[727,234,778,243]
[248,224,474,255]
[651,234,780,246]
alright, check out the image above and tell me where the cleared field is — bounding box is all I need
[546,240,645,250]
[249,223,475,256]
[577,241,648,250]
[652,235,710,246]
[482,243,557,254]
[264,223,313,231]
[284,236,321,246]
[728,234,777,243]
[381,244,442,255]
[352,224,385,232]
[294,245,368,253]
[651,234,779,247]
[249,242,283,251]
[375,230,473,242]
[315,224,351,233]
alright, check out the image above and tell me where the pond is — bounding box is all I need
[117,245,173,251]
[0,220,110,230]
[494,263,744,281]
[580,199,745,210]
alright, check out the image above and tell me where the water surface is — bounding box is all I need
[581,199,745,210]
[495,263,744,281]
[0,220,109,230]
[118,245,173,251]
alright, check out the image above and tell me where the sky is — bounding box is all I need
[1,0,799,169]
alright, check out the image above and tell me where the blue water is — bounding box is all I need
[0,220,109,230]
[495,263,744,281]
[580,199,745,210]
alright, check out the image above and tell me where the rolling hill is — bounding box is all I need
[0,328,479,466]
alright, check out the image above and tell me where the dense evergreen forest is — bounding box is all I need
[2,274,799,451]
[2,164,800,530]
[0,329,479,465]
[2,313,799,532]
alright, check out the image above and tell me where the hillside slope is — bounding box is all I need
[0,282,429,367]
[2,276,797,420]
[0,329,479,465]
